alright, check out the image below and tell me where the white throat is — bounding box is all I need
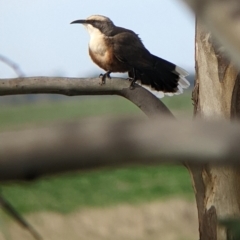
[84,24,101,37]
[85,24,107,55]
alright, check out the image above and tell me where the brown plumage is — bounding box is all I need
[71,15,190,94]
[89,45,128,73]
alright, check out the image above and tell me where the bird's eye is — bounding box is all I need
[93,20,98,24]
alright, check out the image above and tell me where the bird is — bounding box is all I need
[71,15,190,95]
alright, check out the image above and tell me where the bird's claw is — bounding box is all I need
[128,78,136,90]
[99,72,111,85]
[130,82,136,90]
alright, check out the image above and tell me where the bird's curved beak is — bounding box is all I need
[70,19,86,24]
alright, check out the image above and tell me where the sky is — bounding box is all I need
[0,0,195,79]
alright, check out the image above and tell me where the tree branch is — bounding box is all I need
[1,117,240,182]
[0,77,174,118]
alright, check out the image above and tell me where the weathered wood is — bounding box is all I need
[181,0,240,70]
[190,21,240,240]
[195,24,238,119]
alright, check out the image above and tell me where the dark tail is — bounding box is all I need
[129,55,189,93]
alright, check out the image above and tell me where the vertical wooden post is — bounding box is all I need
[189,21,240,240]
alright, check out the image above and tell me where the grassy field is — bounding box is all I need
[0,93,192,131]
[1,166,193,214]
[0,92,194,214]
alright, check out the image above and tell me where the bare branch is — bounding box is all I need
[181,0,240,69]
[1,117,240,182]
[0,77,174,118]
[0,55,25,77]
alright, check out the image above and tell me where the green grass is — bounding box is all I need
[0,92,192,131]
[0,96,142,131]
[1,165,193,214]
[162,90,193,112]
[0,92,194,214]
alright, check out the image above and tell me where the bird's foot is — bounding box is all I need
[127,77,137,90]
[127,68,138,90]
[99,71,111,85]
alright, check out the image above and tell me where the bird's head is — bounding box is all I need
[71,15,115,36]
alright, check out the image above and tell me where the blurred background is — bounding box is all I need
[0,1,197,239]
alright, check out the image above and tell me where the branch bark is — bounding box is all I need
[1,117,240,182]
[189,19,240,240]
[181,0,240,70]
[0,77,174,118]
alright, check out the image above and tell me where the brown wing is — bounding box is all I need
[112,32,181,92]
[112,32,154,70]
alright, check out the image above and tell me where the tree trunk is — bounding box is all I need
[190,21,240,240]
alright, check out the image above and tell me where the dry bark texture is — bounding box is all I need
[181,0,240,70]
[191,22,240,240]
[194,24,238,119]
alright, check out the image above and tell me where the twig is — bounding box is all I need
[0,55,25,77]
[0,194,42,240]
